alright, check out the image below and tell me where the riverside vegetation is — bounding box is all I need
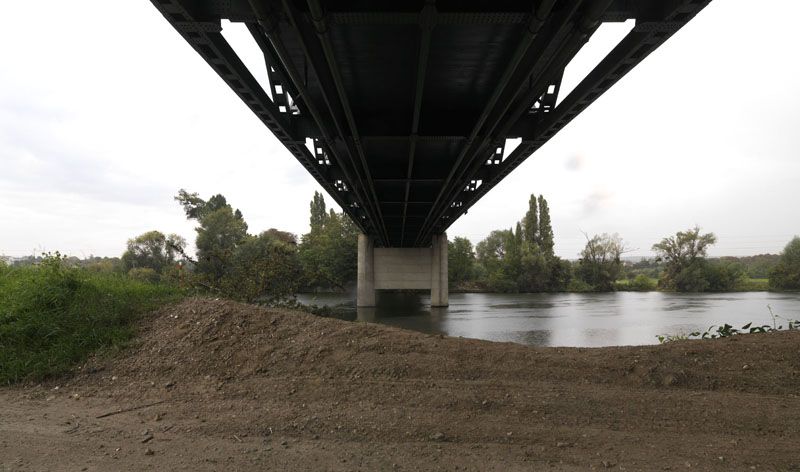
[0,254,181,383]
[2,190,799,383]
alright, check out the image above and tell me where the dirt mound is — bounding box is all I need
[79,297,799,399]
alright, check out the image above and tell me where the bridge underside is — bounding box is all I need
[152,0,711,247]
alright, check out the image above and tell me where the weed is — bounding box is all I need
[657,305,799,343]
[0,253,183,384]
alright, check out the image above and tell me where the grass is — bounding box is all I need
[614,275,659,292]
[0,257,183,384]
[735,277,770,291]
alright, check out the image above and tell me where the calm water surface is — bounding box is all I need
[297,291,800,347]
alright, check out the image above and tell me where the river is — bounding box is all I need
[296,291,800,347]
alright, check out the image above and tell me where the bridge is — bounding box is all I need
[151,0,711,306]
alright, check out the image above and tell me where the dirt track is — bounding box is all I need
[2,298,799,471]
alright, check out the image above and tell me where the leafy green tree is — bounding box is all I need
[522,194,538,245]
[577,233,626,291]
[704,260,745,291]
[475,229,517,291]
[309,191,329,231]
[193,205,248,282]
[299,196,358,291]
[547,257,573,291]
[652,226,717,291]
[224,231,303,302]
[769,236,800,290]
[517,243,549,291]
[121,231,185,278]
[448,237,476,288]
[175,190,300,301]
[537,195,554,258]
[474,194,564,292]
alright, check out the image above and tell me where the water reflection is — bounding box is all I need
[295,291,800,348]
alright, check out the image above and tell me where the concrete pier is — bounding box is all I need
[356,232,449,307]
[357,233,375,307]
[430,233,449,307]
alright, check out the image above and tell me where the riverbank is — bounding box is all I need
[2,297,798,470]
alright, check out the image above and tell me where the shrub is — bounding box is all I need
[0,254,181,384]
[566,278,593,292]
[627,274,658,291]
[769,236,800,290]
[127,267,160,283]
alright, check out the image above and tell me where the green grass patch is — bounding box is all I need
[735,277,769,291]
[614,275,659,292]
[0,257,182,384]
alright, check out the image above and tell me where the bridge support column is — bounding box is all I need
[357,233,376,307]
[430,233,449,307]
[358,232,448,308]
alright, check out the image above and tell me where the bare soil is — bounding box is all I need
[2,298,799,471]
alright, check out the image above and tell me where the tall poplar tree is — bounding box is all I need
[309,191,328,231]
[537,195,554,258]
[522,194,538,246]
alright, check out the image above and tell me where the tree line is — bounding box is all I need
[111,189,358,302]
[8,190,797,299]
[448,195,800,293]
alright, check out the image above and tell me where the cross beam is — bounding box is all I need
[150,0,712,247]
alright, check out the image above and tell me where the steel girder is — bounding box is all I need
[149,0,712,247]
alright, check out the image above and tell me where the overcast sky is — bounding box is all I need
[1,0,798,259]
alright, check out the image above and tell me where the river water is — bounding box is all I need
[296,291,800,348]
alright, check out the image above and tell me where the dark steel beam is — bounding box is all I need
[150,0,714,247]
[149,0,370,233]
[412,0,565,245]
[401,1,436,246]
[438,0,713,233]
[245,19,376,233]
[279,0,388,242]
[417,0,617,244]
[327,11,529,25]
[304,0,391,245]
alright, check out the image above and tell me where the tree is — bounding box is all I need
[476,230,512,268]
[769,236,800,290]
[652,226,717,291]
[537,195,554,258]
[309,191,328,231]
[298,195,359,291]
[522,194,538,246]
[193,204,248,282]
[473,193,564,292]
[704,260,745,291]
[547,257,573,291]
[577,233,626,291]
[224,231,303,302]
[448,237,476,288]
[174,190,300,301]
[475,229,517,292]
[121,230,185,277]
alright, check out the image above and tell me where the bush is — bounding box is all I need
[618,274,658,291]
[704,260,745,291]
[127,267,160,283]
[567,278,593,292]
[0,255,182,384]
[769,236,800,290]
